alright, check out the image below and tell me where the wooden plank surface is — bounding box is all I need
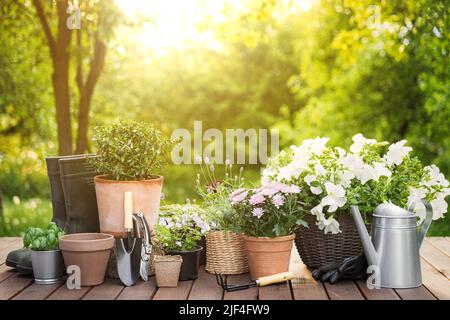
[291,281,329,300]
[0,239,24,265]
[0,264,17,283]
[222,274,257,300]
[324,281,364,300]
[421,258,450,300]
[428,237,450,256]
[117,278,157,300]
[395,285,436,300]
[258,282,292,300]
[13,282,63,300]
[82,278,124,300]
[0,238,21,252]
[0,274,33,300]
[188,267,223,300]
[355,280,400,300]
[153,280,193,300]
[46,284,92,300]
[421,239,450,279]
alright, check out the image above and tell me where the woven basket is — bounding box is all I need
[205,230,248,275]
[295,213,369,269]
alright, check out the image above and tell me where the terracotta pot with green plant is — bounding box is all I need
[90,120,175,237]
[230,182,305,280]
[23,222,65,284]
[156,204,211,281]
[195,158,248,275]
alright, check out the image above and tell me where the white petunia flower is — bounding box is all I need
[304,174,323,195]
[422,165,449,188]
[338,170,355,188]
[292,137,330,157]
[349,133,377,154]
[320,182,346,213]
[385,140,412,166]
[430,190,450,220]
[276,162,304,182]
[371,162,392,181]
[317,216,341,234]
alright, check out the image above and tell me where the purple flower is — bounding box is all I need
[230,188,248,204]
[249,193,265,206]
[272,194,285,208]
[252,207,264,219]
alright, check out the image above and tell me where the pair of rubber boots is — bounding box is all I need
[6,155,100,274]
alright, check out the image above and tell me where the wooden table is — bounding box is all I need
[0,237,449,300]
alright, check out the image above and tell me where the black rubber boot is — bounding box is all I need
[59,155,100,233]
[5,247,29,269]
[45,155,86,229]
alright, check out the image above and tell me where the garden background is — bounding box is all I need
[0,0,449,236]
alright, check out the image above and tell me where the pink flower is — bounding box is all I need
[230,188,248,204]
[280,184,301,194]
[261,185,279,197]
[272,194,285,208]
[249,193,265,205]
[252,207,264,219]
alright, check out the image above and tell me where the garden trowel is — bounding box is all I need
[116,217,142,287]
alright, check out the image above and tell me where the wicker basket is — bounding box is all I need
[295,213,369,269]
[205,230,248,275]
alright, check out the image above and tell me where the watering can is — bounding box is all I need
[350,200,433,288]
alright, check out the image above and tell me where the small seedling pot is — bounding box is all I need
[154,255,183,287]
[30,249,64,285]
[169,246,203,281]
[59,233,114,286]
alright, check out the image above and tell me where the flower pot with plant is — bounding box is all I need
[90,120,175,237]
[156,204,210,280]
[230,182,304,280]
[195,157,248,275]
[23,222,65,284]
[262,134,450,269]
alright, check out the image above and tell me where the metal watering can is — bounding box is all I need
[350,200,433,288]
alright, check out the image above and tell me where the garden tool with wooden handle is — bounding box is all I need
[215,272,294,292]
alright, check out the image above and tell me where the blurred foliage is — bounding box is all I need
[0,0,448,235]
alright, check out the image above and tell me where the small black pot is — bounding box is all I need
[197,236,206,266]
[169,246,203,281]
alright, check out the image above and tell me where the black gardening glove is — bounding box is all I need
[312,252,368,284]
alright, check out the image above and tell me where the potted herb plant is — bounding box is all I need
[90,120,175,236]
[262,134,450,269]
[23,222,65,284]
[155,204,210,280]
[195,158,248,275]
[230,182,304,280]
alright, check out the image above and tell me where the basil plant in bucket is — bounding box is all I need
[23,222,65,284]
[90,120,176,236]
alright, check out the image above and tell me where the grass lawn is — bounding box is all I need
[0,197,448,237]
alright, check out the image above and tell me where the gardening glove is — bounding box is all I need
[312,253,368,284]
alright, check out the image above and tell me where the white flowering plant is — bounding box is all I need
[263,134,449,234]
[195,156,245,232]
[156,204,213,251]
[230,182,305,237]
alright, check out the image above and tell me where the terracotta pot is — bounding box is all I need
[154,255,183,288]
[243,234,294,280]
[59,233,114,286]
[94,175,163,237]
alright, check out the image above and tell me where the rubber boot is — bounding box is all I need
[59,155,100,233]
[45,155,86,229]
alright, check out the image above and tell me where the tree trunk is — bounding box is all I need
[75,38,106,154]
[34,0,73,155]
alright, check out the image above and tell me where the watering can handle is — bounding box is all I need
[408,199,433,248]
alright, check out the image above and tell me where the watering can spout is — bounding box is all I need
[350,205,378,267]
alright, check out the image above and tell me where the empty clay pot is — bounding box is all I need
[243,234,294,280]
[59,233,114,286]
[94,175,163,237]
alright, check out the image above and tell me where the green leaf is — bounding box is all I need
[296,219,309,228]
